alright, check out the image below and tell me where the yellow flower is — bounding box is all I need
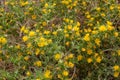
[65,41,70,46]
[96,7,101,11]
[114,32,119,37]
[101,13,105,17]
[22,36,28,42]
[26,71,31,76]
[113,65,119,71]
[44,30,50,35]
[29,31,36,37]
[54,53,61,60]
[68,53,74,58]
[32,15,36,20]
[82,48,86,51]
[0,37,7,44]
[87,49,92,55]
[23,29,29,34]
[67,25,72,30]
[52,31,57,35]
[34,61,42,67]
[62,70,69,76]
[77,55,83,61]
[68,62,74,68]
[73,26,79,31]
[87,58,92,63]
[113,72,119,77]
[107,25,114,31]
[107,21,112,26]
[58,74,62,79]
[77,22,80,26]
[45,3,48,8]
[27,43,32,48]
[110,6,114,10]
[44,70,52,78]
[99,25,107,31]
[42,21,47,26]
[36,78,40,80]
[15,44,20,49]
[96,57,102,63]
[86,14,91,18]
[95,38,101,46]
[83,34,90,41]
[24,56,29,61]
[117,50,120,56]
[0,25,3,29]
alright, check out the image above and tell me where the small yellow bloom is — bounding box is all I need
[83,34,90,41]
[34,61,42,67]
[68,53,74,58]
[67,25,72,30]
[52,31,57,35]
[36,78,40,80]
[117,50,120,56]
[107,21,112,26]
[58,74,62,79]
[44,70,52,78]
[62,70,69,76]
[95,38,101,46]
[45,3,48,8]
[32,15,36,20]
[77,55,83,61]
[114,72,119,77]
[113,65,119,71]
[87,49,92,55]
[42,21,47,26]
[22,36,28,42]
[77,22,80,26]
[29,31,36,37]
[96,7,101,11]
[96,57,102,63]
[82,48,86,51]
[114,32,119,37]
[54,53,61,60]
[0,37,7,44]
[87,58,92,63]
[86,14,91,19]
[65,41,70,46]
[99,25,107,31]
[26,71,31,76]
[24,56,29,61]
[68,62,74,68]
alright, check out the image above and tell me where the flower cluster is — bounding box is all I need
[0,0,120,80]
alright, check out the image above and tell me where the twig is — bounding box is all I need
[102,48,120,53]
[70,66,76,80]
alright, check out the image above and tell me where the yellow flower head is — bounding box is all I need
[0,37,7,44]
[68,62,74,68]
[99,25,107,31]
[22,36,28,42]
[29,31,36,37]
[34,61,42,67]
[68,53,74,58]
[26,71,31,76]
[54,53,61,60]
[96,57,102,63]
[62,70,69,76]
[77,55,83,61]
[114,72,119,77]
[113,65,119,71]
[83,34,90,41]
[87,58,92,63]
[44,70,52,78]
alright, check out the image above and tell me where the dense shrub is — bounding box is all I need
[0,0,120,80]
